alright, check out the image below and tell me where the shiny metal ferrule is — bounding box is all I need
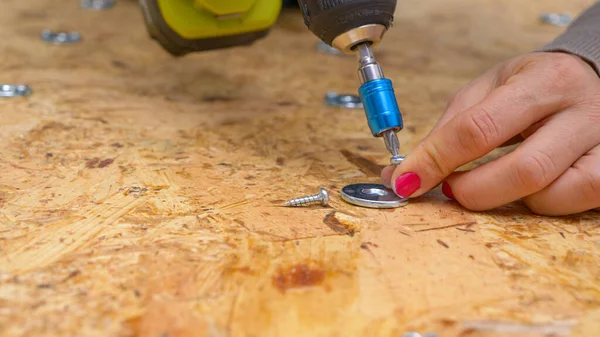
[357,43,384,84]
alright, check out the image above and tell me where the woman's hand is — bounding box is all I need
[381,52,600,216]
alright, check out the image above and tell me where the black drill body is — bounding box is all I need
[298,0,405,165]
[297,0,397,47]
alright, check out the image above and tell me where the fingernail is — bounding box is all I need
[394,172,421,198]
[442,181,455,200]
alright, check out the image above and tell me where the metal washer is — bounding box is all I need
[0,84,32,98]
[324,92,363,109]
[341,183,408,209]
[41,30,81,44]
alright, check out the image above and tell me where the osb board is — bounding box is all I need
[0,0,599,336]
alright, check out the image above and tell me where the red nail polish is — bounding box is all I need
[442,181,455,200]
[394,172,421,198]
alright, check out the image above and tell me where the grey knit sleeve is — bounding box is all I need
[539,2,600,73]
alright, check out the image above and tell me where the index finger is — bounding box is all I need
[390,70,573,198]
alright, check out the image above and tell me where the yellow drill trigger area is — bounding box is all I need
[139,0,282,55]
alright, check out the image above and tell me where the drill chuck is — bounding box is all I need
[297,0,396,53]
[359,78,403,136]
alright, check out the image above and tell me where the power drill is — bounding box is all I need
[139,0,404,164]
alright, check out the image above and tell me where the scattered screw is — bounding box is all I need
[403,333,438,337]
[316,41,343,55]
[81,0,115,9]
[0,84,32,98]
[284,188,329,207]
[539,13,572,27]
[41,30,81,44]
[325,92,363,109]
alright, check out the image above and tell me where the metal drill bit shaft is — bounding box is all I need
[284,188,329,207]
[383,130,399,156]
[357,43,384,84]
[383,130,405,165]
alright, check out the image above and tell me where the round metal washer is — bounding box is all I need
[0,84,32,98]
[41,30,81,44]
[341,183,408,209]
[325,92,363,109]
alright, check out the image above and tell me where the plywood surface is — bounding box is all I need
[0,0,599,336]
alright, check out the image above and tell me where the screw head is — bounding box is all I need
[390,154,406,165]
[319,188,329,206]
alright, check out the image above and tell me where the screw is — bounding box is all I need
[81,0,115,9]
[41,30,81,44]
[284,188,329,207]
[403,333,437,337]
[539,13,572,27]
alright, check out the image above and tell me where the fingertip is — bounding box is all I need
[444,171,489,211]
[443,172,464,202]
[393,172,422,198]
[381,165,395,188]
[441,181,455,200]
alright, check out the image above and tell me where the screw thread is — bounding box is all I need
[284,194,321,207]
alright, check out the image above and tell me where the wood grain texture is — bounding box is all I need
[0,0,599,336]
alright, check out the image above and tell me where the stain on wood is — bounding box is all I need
[360,242,379,249]
[272,263,327,293]
[85,157,100,168]
[97,158,114,168]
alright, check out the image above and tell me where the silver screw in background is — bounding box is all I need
[403,333,438,337]
[81,0,115,9]
[539,13,572,27]
[41,30,81,44]
[0,84,32,98]
[284,188,329,207]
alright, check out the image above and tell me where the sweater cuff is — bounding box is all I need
[539,30,600,75]
[538,2,600,75]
